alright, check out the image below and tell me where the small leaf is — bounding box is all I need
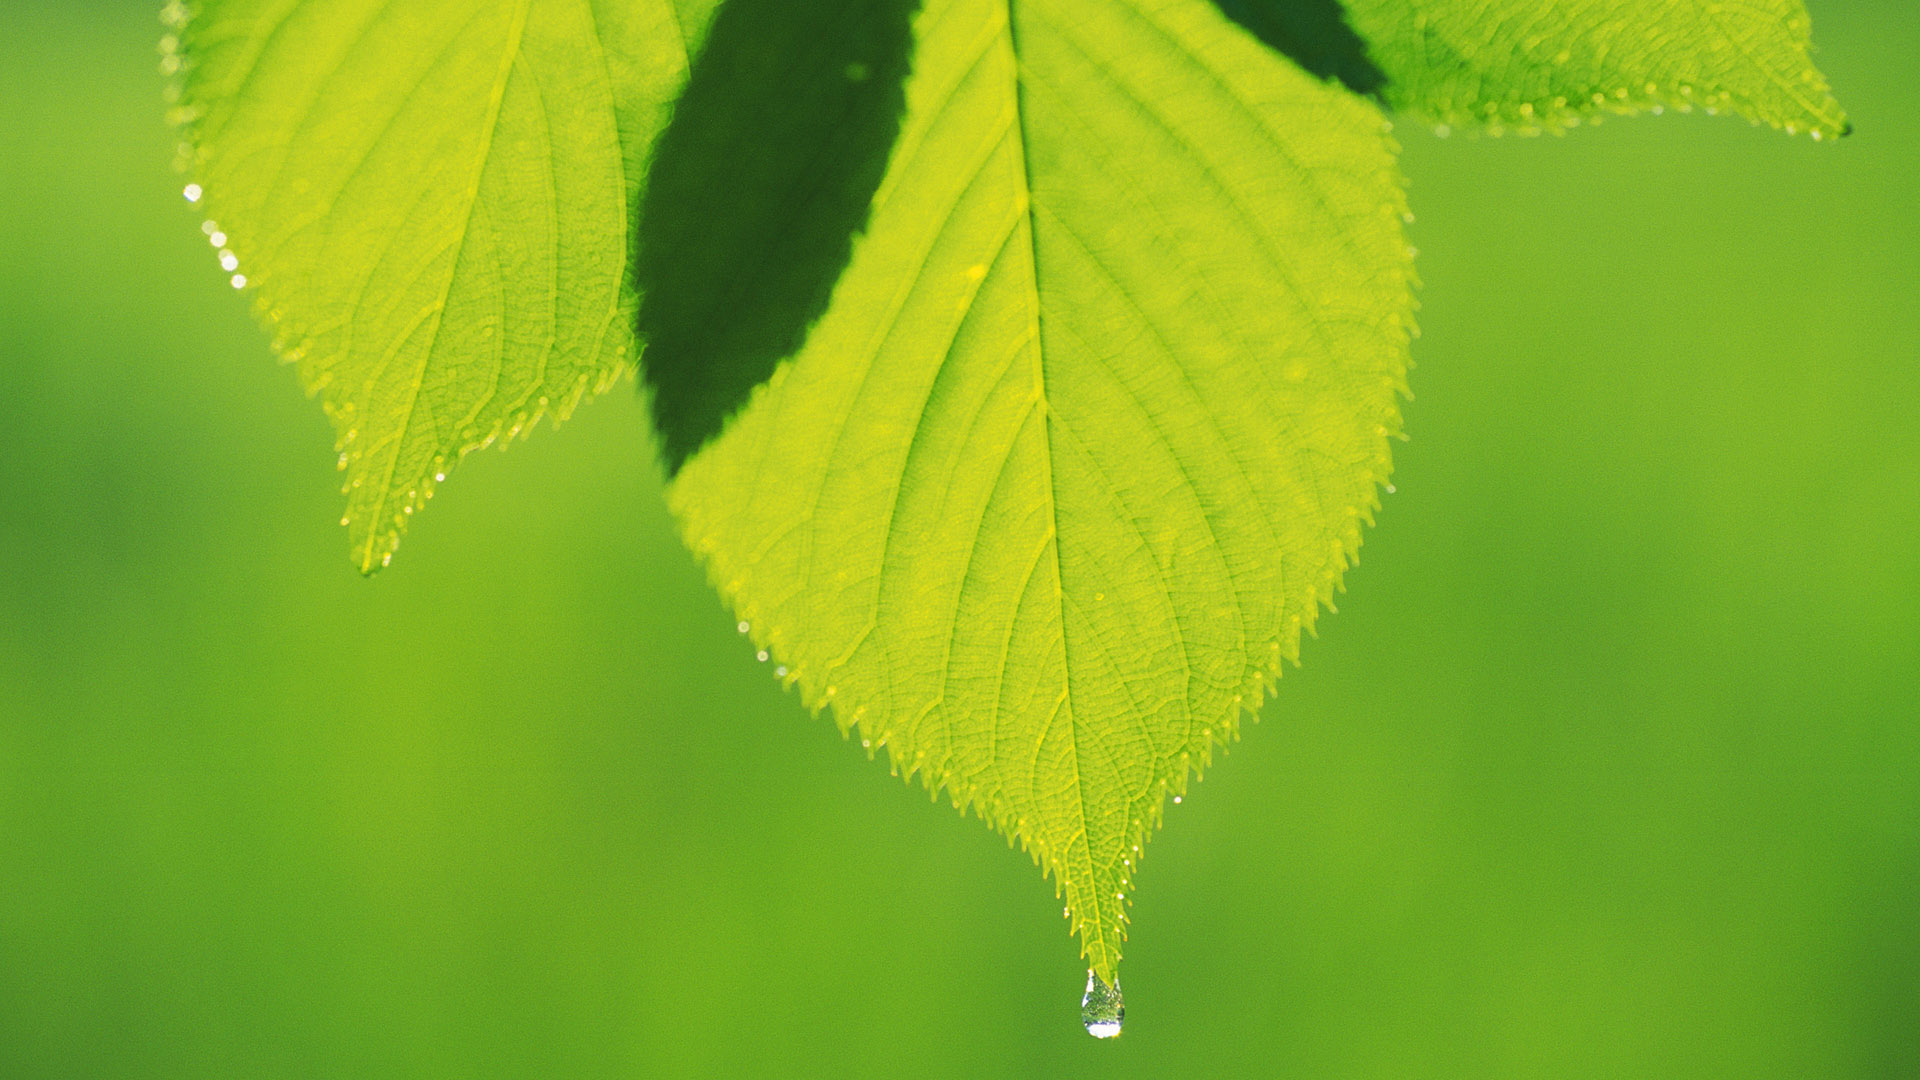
[670,0,1413,982]
[175,0,715,571]
[1338,0,1849,137]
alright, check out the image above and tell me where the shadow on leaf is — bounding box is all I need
[1212,0,1385,97]
[636,0,920,473]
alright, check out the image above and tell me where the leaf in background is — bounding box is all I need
[669,0,1413,982]
[1208,0,1386,97]
[1335,0,1848,137]
[173,0,715,571]
[636,0,919,472]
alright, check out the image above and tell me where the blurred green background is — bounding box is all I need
[3,1,1916,1076]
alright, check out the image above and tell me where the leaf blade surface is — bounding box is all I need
[670,0,1413,980]
[1339,0,1847,136]
[178,0,714,570]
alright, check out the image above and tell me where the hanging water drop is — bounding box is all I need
[1081,971,1124,1039]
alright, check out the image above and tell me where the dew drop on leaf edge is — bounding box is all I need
[1082,970,1123,1039]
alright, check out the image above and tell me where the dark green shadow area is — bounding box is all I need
[636,0,920,473]
[1211,0,1385,97]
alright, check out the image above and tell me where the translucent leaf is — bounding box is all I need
[173,0,716,571]
[1339,0,1849,137]
[669,0,1413,982]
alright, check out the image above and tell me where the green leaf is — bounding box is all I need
[636,0,919,472]
[174,0,715,571]
[1339,0,1849,137]
[668,0,1413,982]
[1209,0,1387,97]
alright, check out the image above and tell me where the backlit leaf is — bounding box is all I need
[669,0,1414,982]
[1341,0,1848,137]
[174,0,716,571]
[173,0,1848,1001]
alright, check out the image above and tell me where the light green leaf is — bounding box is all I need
[669,0,1413,981]
[173,0,715,571]
[1341,0,1848,137]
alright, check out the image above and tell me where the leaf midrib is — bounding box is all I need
[1000,0,1111,971]
[356,0,533,572]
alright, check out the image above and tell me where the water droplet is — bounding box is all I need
[230,274,247,289]
[208,230,227,247]
[756,650,769,663]
[434,472,446,483]
[182,183,202,203]
[1172,795,1182,804]
[737,620,750,634]
[218,250,238,272]
[1081,971,1124,1039]
[774,665,788,678]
